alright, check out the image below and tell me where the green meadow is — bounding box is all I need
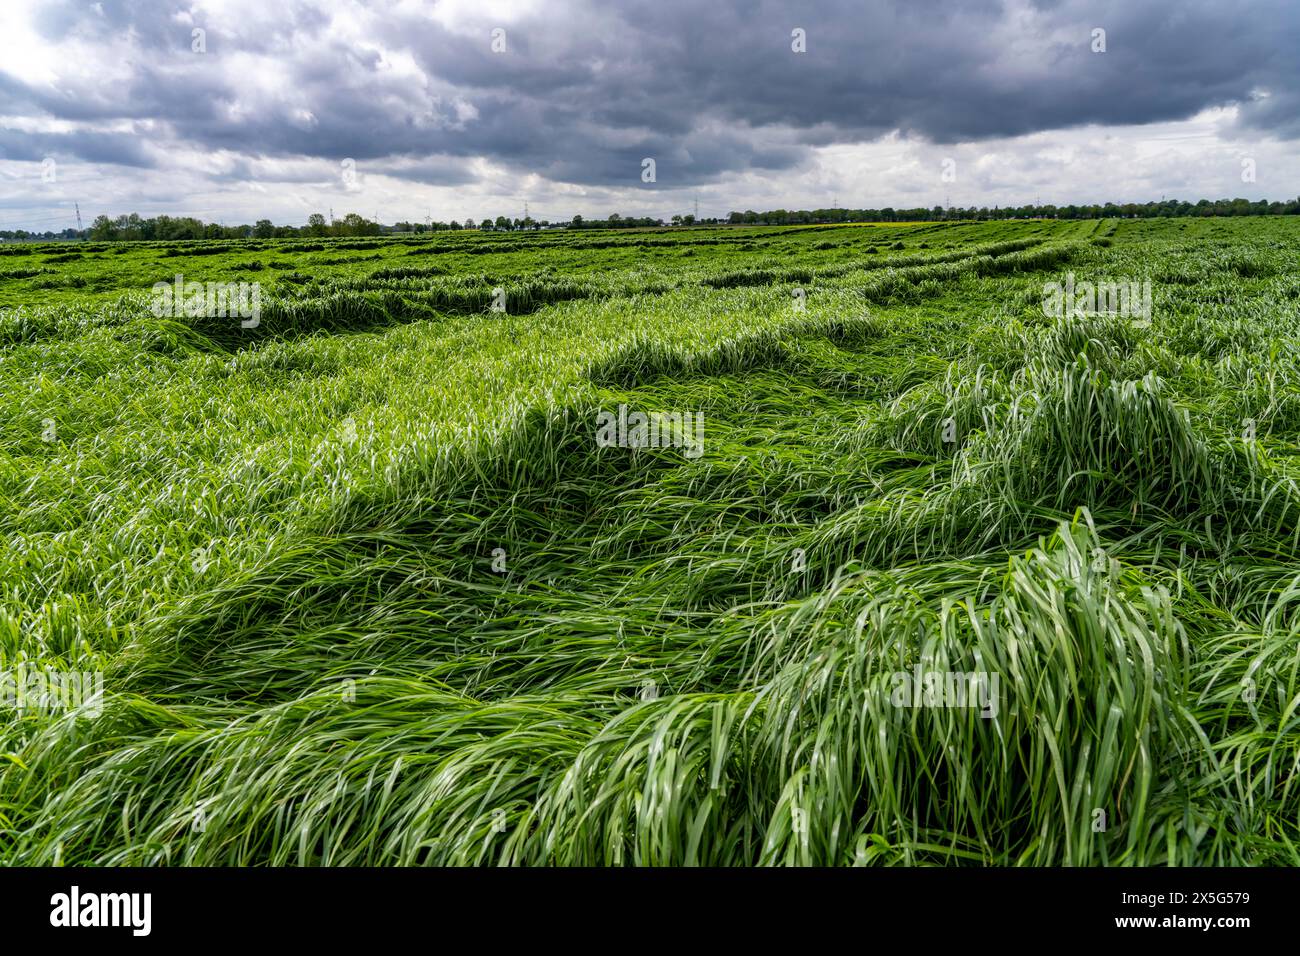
[2,216,1298,865]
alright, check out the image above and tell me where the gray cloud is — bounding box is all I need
[1,0,1297,196]
[0,126,156,168]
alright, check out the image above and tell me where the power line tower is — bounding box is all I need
[75,202,84,232]
[694,195,699,220]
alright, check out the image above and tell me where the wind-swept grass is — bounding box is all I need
[1,216,1298,865]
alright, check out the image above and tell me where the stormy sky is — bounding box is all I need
[1,0,1297,230]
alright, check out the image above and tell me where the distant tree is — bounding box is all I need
[254,219,275,238]
[89,215,116,240]
[335,212,378,236]
[110,213,144,240]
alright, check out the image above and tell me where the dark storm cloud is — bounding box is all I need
[372,156,479,187]
[2,0,1297,188]
[0,126,155,168]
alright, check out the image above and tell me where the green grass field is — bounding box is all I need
[2,215,1298,865]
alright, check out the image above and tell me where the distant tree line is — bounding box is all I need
[3,196,1298,243]
[0,211,550,241]
[726,197,1300,225]
[478,216,548,231]
[0,211,418,243]
[565,213,667,230]
[393,219,480,232]
[74,212,391,242]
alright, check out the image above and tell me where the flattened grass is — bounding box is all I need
[2,217,1299,865]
